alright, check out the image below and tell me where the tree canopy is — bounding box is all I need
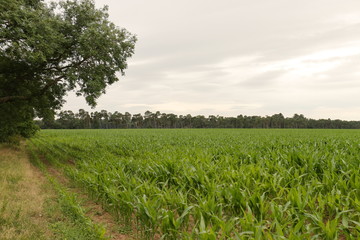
[0,0,136,142]
[38,109,360,130]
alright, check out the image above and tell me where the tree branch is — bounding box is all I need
[44,57,88,72]
[38,75,66,96]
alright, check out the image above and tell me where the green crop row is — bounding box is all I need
[27,140,107,240]
[29,129,360,239]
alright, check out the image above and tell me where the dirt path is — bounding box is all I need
[0,146,54,239]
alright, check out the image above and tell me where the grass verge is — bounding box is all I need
[27,142,108,240]
[0,144,53,240]
[0,143,110,240]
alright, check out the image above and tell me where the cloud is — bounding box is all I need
[61,0,360,120]
[310,107,360,121]
[240,71,284,88]
[120,102,263,117]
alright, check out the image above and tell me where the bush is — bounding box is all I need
[5,135,22,146]
[18,120,40,138]
[0,120,39,143]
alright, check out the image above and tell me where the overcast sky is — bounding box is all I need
[63,0,360,120]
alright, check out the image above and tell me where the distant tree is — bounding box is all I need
[77,109,89,128]
[110,111,123,128]
[0,0,136,141]
[208,115,217,128]
[167,113,177,128]
[193,115,206,128]
[38,109,360,130]
[58,110,78,129]
[236,115,244,128]
[153,111,161,128]
[270,113,285,128]
[292,114,307,128]
[185,114,192,128]
[144,110,152,128]
[132,113,143,128]
[100,110,109,129]
[124,112,132,128]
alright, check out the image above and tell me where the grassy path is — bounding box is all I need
[0,144,133,240]
[0,145,54,239]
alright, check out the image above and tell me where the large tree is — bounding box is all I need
[0,0,136,141]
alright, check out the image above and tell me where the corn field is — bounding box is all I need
[29,129,360,239]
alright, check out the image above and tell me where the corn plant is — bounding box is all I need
[29,129,360,239]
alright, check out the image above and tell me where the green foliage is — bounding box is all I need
[0,117,39,142]
[0,102,39,143]
[27,142,107,240]
[40,109,360,130]
[0,0,136,142]
[29,129,360,239]
[17,119,40,138]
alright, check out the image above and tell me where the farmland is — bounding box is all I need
[28,129,360,239]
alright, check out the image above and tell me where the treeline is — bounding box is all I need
[35,109,360,129]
